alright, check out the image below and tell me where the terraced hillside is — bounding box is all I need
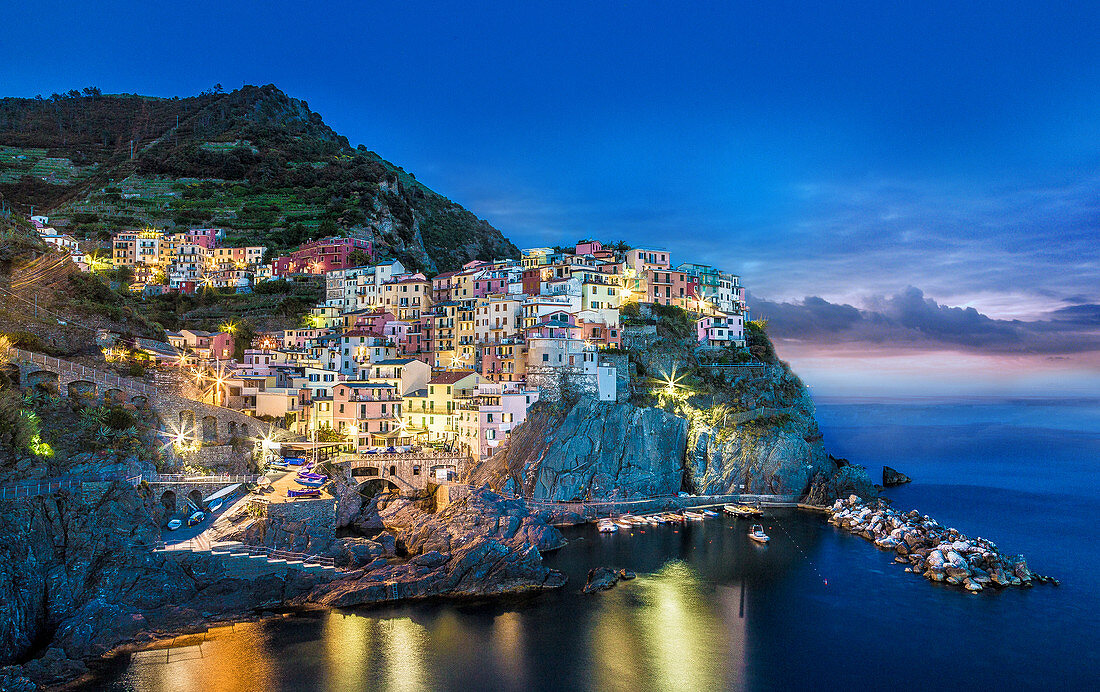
[0,85,518,272]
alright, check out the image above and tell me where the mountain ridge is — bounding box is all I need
[0,84,519,272]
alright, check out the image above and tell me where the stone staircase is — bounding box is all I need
[156,540,340,581]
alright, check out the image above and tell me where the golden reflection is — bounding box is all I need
[132,622,275,692]
[491,611,528,690]
[380,616,431,692]
[588,561,732,691]
[321,611,370,690]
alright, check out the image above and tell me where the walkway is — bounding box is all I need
[11,346,156,396]
[520,492,800,522]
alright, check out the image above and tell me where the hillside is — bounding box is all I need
[0,85,518,272]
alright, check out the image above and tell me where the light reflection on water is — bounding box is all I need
[586,561,738,691]
[86,400,1100,690]
[106,519,780,692]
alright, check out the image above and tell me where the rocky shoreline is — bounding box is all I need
[828,495,1058,592]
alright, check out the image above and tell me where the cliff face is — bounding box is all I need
[467,399,689,500]
[468,326,875,503]
[683,365,834,496]
[0,482,318,686]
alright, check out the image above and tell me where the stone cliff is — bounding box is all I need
[467,400,689,500]
[0,482,320,687]
[467,316,876,502]
[300,487,566,607]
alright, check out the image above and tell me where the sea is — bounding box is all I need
[92,397,1100,691]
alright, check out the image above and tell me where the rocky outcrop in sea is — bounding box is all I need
[828,496,1057,591]
[300,487,566,607]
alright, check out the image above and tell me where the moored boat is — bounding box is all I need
[597,519,618,533]
[615,515,634,528]
[702,509,719,517]
[187,511,205,527]
[295,477,327,488]
[207,499,223,513]
[166,518,182,531]
[287,488,321,498]
[749,524,770,543]
[684,510,705,520]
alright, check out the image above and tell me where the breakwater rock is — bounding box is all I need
[882,466,912,487]
[828,496,1058,591]
[300,487,566,608]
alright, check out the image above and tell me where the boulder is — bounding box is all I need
[882,466,912,487]
[582,567,621,593]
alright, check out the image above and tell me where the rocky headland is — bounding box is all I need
[301,487,566,607]
[828,495,1057,591]
[467,315,877,504]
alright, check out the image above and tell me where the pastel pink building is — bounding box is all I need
[184,228,219,249]
[331,382,403,450]
[353,309,397,333]
[273,237,373,276]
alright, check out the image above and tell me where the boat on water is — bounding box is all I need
[287,488,321,498]
[207,499,223,513]
[597,519,618,533]
[166,518,182,531]
[724,503,764,517]
[187,511,205,527]
[684,510,706,520]
[614,515,634,528]
[702,509,719,517]
[749,524,770,543]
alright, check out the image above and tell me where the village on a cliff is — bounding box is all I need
[0,216,1051,690]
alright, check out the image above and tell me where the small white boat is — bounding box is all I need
[749,524,770,544]
[630,516,649,525]
[597,519,618,533]
[684,511,705,521]
[615,515,634,528]
[702,509,719,517]
[166,519,182,531]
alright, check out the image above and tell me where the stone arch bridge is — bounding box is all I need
[10,347,296,448]
[328,452,467,495]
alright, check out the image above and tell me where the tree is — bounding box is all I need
[232,321,256,361]
[315,426,344,443]
[347,249,370,267]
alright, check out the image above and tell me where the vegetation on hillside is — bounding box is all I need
[0,85,519,272]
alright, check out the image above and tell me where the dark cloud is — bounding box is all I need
[748,288,1100,355]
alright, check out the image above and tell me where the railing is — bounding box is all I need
[220,542,337,568]
[145,474,261,484]
[516,492,800,519]
[156,539,337,569]
[331,452,465,465]
[11,347,157,396]
[0,477,82,500]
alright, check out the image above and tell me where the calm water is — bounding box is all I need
[96,398,1100,691]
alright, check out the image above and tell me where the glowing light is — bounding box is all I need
[655,365,688,396]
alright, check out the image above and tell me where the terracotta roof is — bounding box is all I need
[429,370,477,385]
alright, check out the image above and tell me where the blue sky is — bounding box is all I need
[5,1,1099,394]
